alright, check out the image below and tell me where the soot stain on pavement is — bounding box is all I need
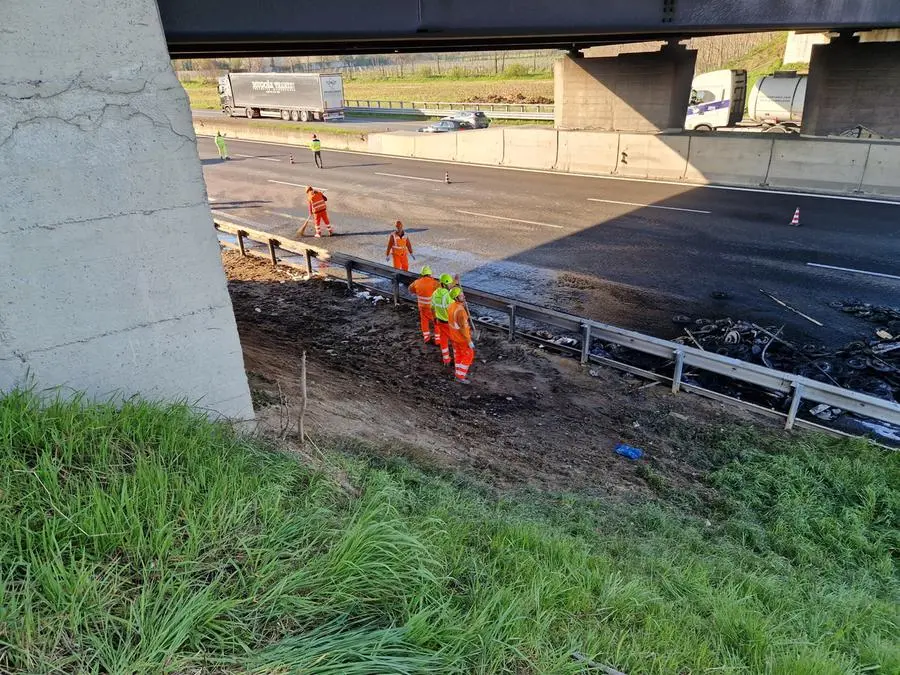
[223,249,774,496]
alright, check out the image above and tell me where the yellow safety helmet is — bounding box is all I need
[439,273,453,286]
[420,265,432,276]
[450,287,463,300]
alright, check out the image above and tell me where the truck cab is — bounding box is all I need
[218,76,235,115]
[684,69,747,131]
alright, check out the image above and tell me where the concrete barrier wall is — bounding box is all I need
[617,134,690,180]
[556,131,619,174]
[456,128,505,165]
[193,117,362,152]
[193,117,900,199]
[684,136,774,186]
[502,128,558,169]
[859,143,900,196]
[766,139,869,193]
[413,131,458,162]
[376,132,417,158]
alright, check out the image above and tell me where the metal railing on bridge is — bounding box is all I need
[213,216,900,446]
[343,99,554,121]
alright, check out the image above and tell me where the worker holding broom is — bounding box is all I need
[448,287,475,384]
[297,186,333,238]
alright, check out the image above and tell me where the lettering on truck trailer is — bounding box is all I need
[251,80,296,93]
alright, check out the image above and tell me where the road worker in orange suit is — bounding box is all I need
[430,274,455,366]
[408,266,440,343]
[448,287,475,383]
[385,220,414,271]
[298,186,333,237]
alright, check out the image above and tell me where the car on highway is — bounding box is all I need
[441,111,490,129]
[418,119,468,133]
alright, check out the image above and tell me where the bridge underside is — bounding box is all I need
[158,0,900,57]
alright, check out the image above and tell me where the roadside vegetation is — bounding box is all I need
[1,391,897,673]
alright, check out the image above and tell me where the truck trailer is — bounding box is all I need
[218,72,345,122]
[685,69,807,133]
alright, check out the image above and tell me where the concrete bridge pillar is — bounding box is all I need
[0,0,253,418]
[802,37,900,138]
[554,44,697,132]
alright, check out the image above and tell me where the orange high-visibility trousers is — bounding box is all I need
[417,305,435,342]
[392,253,409,271]
[451,340,474,381]
[314,212,332,236]
[434,320,451,365]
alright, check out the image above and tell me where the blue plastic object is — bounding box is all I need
[614,443,643,460]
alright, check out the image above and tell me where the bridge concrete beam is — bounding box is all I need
[554,45,697,133]
[0,0,253,418]
[802,37,900,138]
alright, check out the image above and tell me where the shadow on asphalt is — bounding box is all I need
[213,200,271,210]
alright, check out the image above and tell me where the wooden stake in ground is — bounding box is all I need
[298,351,308,446]
[759,289,823,326]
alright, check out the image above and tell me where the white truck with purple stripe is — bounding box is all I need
[685,69,806,133]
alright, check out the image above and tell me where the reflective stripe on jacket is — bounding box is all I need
[448,301,471,343]
[308,191,327,214]
[431,287,452,322]
[389,233,411,255]
[409,276,440,308]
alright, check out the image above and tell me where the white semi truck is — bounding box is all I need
[218,72,345,122]
[685,69,807,133]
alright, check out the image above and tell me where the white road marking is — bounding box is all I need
[587,198,711,214]
[198,134,900,206]
[456,209,564,229]
[806,262,900,281]
[234,153,281,162]
[266,210,305,220]
[267,179,327,191]
[375,171,445,183]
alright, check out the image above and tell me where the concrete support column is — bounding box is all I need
[802,38,900,138]
[554,44,697,132]
[0,0,254,418]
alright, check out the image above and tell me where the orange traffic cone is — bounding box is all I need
[444,171,450,184]
[289,154,295,164]
[790,207,800,226]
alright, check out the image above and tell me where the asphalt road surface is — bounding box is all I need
[198,134,900,348]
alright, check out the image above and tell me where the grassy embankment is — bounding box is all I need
[1,391,897,673]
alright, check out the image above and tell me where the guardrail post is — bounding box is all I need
[304,249,313,276]
[785,382,804,430]
[237,230,247,257]
[580,323,591,365]
[345,260,354,290]
[507,303,517,342]
[671,349,685,394]
[267,238,279,266]
[392,274,400,306]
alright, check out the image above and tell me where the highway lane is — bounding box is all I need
[198,134,900,347]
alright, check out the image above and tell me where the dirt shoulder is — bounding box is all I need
[224,250,772,497]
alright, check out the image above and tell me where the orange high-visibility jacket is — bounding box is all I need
[307,191,328,214]
[448,301,471,343]
[409,276,440,308]
[386,232,413,258]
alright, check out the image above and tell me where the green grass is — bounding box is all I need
[1,392,897,673]
[181,79,221,110]
[724,33,790,106]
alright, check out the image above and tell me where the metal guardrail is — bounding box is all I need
[214,217,900,442]
[343,99,554,121]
